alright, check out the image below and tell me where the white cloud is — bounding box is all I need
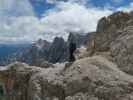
[41,2,112,36]
[46,0,58,4]
[0,1,113,42]
[46,0,69,4]
[0,16,45,42]
[0,0,34,16]
[112,0,124,3]
[46,0,89,4]
[117,2,133,12]
[1,0,133,43]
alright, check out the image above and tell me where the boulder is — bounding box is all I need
[1,56,133,100]
[74,46,88,60]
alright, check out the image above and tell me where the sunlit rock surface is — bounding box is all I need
[1,56,133,100]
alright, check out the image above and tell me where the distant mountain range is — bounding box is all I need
[0,33,88,66]
[0,43,31,65]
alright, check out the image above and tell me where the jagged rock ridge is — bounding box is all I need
[1,11,133,100]
[87,11,133,75]
[16,33,87,66]
[0,33,87,66]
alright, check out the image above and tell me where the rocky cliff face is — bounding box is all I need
[15,39,51,66]
[1,56,133,100]
[68,33,87,47]
[86,11,133,75]
[97,11,131,33]
[88,11,132,52]
[1,11,133,100]
[17,33,87,66]
[47,37,68,63]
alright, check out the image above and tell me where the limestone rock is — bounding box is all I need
[84,11,133,76]
[74,46,88,60]
[1,56,133,100]
[110,26,133,75]
[68,33,87,48]
[48,37,68,63]
[87,11,133,55]
[65,93,98,100]
[97,11,131,33]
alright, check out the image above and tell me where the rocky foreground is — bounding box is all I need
[1,11,133,100]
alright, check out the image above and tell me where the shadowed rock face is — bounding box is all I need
[68,33,87,48]
[46,33,87,63]
[15,33,87,66]
[47,37,68,63]
[0,32,87,66]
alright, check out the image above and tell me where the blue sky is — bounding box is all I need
[29,0,54,17]
[0,0,133,43]
[30,0,133,17]
[89,0,131,8]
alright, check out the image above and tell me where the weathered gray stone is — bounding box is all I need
[110,26,133,75]
[1,56,133,100]
[87,11,132,54]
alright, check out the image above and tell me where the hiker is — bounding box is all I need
[69,42,76,62]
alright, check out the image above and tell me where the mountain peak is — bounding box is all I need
[97,11,131,33]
